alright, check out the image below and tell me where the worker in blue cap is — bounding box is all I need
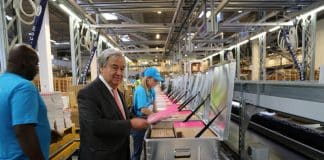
[131,67,162,160]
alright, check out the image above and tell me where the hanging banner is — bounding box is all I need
[29,0,49,49]
[79,32,100,84]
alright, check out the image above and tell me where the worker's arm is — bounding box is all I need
[153,101,158,113]
[14,124,45,160]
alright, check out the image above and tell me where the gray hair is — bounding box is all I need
[97,48,124,68]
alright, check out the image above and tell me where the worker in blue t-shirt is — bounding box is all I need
[0,44,50,160]
[131,67,162,160]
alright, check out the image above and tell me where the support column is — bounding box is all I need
[220,50,224,63]
[0,0,8,72]
[37,5,54,92]
[236,46,241,80]
[251,40,260,80]
[69,17,81,85]
[302,13,317,80]
[90,53,98,81]
[259,33,267,80]
[315,19,324,73]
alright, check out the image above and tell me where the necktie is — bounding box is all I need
[113,89,126,119]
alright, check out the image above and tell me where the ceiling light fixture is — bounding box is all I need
[59,4,81,22]
[250,32,266,41]
[156,34,160,39]
[5,15,12,21]
[124,55,132,63]
[102,13,118,20]
[198,11,204,18]
[206,11,211,18]
[237,40,249,46]
[120,35,131,42]
[269,26,281,32]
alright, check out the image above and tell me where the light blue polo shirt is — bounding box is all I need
[133,85,156,116]
[0,72,50,160]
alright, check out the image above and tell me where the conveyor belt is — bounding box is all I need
[231,106,324,159]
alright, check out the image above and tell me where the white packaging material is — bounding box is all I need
[320,65,324,84]
[63,108,72,128]
[41,92,65,132]
[61,96,70,109]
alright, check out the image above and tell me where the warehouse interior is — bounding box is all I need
[1,0,324,160]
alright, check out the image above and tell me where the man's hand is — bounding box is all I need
[130,118,149,129]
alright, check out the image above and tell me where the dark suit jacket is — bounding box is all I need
[77,78,131,160]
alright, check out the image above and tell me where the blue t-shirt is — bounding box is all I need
[0,73,50,160]
[133,85,155,116]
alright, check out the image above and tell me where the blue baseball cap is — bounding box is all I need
[144,67,162,81]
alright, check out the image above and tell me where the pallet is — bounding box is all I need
[50,126,80,160]
[50,142,79,160]
[32,77,73,92]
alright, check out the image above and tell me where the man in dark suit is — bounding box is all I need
[77,48,148,160]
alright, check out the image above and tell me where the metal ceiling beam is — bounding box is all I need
[223,11,251,23]
[193,47,223,52]
[127,53,163,58]
[91,23,172,29]
[109,13,151,49]
[122,48,165,53]
[81,0,315,13]
[168,0,200,52]
[64,0,120,48]
[211,0,230,33]
[221,1,314,6]
[205,1,314,6]
[165,0,183,48]
[110,28,169,34]
[78,2,176,8]
[96,8,176,13]
[122,41,165,45]
[221,22,293,27]
[192,39,228,43]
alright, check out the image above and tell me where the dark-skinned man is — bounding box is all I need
[0,44,50,160]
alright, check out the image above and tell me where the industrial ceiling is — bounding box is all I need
[19,0,322,62]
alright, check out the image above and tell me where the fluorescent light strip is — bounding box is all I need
[124,55,132,63]
[102,13,118,20]
[232,101,240,107]
[59,4,81,22]
[206,11,211,18]
[237,40,249,46]
[5,15,12,21]
[198,11,204,18]
[269,26,280,32]
[299,5,324,18]
[250,32,266,41]
[226,45,236,50]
